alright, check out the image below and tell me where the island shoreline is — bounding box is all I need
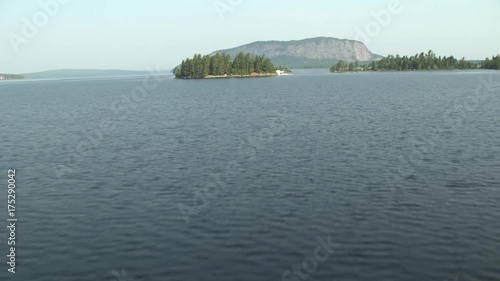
[177,73,279,79]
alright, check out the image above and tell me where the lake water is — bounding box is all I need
[0,70,499,281]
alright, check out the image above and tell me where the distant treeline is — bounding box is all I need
[482,55,500,69]
[330,50,500,72]
[0,73,24,80]
[174,52,282,79]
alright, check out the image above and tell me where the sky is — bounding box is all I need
[0,0,499,73]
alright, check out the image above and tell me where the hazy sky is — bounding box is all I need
[1,0,499,73]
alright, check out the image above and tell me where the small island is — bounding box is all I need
[173,52,289,79]
[0,73,24,80]
[329,50,500,73]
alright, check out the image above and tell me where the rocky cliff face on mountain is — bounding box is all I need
[211,37,381,68]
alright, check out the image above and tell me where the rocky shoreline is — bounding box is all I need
[203,73,278,79]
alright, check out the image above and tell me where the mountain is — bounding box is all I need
[21,69,153,79]
[210,37,382,69]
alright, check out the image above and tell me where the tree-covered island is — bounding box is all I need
[173,52,288,79]
[330,50,500,73]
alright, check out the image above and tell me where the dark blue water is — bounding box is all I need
[1,70,499,281]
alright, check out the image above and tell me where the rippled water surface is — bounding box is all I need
[1,70,499,281]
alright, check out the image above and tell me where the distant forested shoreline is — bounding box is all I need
[173,52,289,79]
[0,73,24,80]
[482,55,500,69]
[330,51,500,73]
